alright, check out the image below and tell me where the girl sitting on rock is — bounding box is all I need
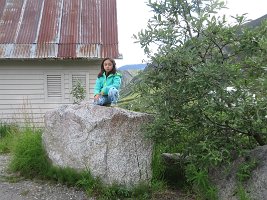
[93,58,122,106]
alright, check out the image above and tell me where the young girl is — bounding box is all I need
[93,58,122,106]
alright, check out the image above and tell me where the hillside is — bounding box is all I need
[244,14,267,28]
[118,64,147,70]
[117,70,133,88]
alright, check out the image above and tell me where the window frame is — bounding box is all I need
[44,72,64,102]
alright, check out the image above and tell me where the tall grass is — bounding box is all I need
[9,128,50,178]
[0,123,19,153]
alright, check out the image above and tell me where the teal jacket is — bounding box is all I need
[94,72,122,96]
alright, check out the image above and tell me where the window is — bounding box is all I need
[44,72,89,102]
[47,74,62,97]
[45,73,63,101]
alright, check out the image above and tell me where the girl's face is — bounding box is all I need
[103,59,113,73]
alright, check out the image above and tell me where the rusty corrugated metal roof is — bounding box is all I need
[0,0,119,59]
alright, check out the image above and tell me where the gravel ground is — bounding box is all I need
[0,154,93,200]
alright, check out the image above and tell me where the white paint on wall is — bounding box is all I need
[0,59,101,127]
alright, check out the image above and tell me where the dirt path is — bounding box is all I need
[0,154,92,200]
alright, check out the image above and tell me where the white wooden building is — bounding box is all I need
[0,0,119,127]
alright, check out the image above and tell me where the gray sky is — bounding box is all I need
[115,0,267,67]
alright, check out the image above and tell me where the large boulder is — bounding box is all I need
[42,103,153,186]
[211,145,267,200]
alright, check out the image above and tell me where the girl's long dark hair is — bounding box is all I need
[97,57,117,78]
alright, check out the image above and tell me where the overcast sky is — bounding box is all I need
[115,0,267,67]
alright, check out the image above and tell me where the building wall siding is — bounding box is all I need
[0,59,100,127]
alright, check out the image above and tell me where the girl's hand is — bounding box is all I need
[94,94,100,100]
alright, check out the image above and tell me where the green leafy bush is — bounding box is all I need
[131,0,267,198]
[71,80,86,104]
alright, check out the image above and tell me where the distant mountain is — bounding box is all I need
[244,14,267,28]
[117,70,134,89]
[118,64,147,70]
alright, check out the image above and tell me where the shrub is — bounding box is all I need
[71,81,86,104]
